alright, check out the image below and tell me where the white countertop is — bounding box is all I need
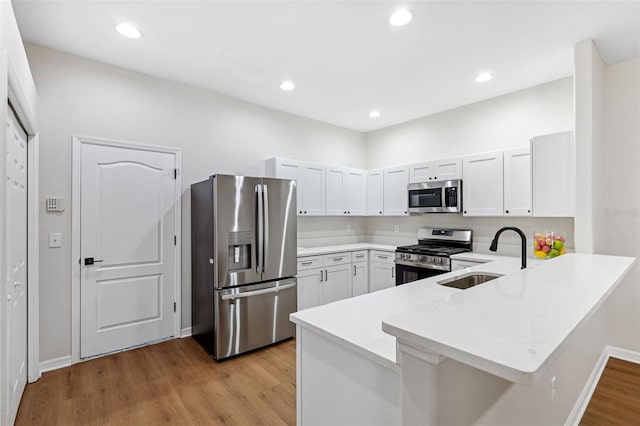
[450,252,521,263]
[290,253,635,383]
[297,243,396,257]
[382,253,635,384]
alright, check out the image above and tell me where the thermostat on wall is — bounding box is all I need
[46,197,64,212]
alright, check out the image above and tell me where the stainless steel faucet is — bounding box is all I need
[489,226,527,269]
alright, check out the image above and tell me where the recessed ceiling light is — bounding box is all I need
[115,22,142,39]
[369,110,381,118]
[474,72,493,83]
[389,9,413,27]
[280,81,295,91]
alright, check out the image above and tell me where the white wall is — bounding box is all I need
[25,44,365,362]
[365,77,573,169]
[363,78,575,255]
[601,58,640,350]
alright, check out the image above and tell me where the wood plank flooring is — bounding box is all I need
[17,340,640,425]
[580,357,640,426]
[15,338,296,426]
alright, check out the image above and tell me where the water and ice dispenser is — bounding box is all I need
[228,231,251,270]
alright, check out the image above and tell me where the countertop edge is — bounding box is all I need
[290,313,400,373]
[297,243,397,257]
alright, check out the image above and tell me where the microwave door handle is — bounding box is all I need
[441,186,447,208]
[262,184,269,273]
[255,184,263,275]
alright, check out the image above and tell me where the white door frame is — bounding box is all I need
[6,58,40,384]
[71,135,182,363]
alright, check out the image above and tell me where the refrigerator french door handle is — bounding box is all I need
[220,282,297,300]
[262,184,269,273]
[255,184,263,275]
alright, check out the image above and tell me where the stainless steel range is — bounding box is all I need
[395,228,472,285]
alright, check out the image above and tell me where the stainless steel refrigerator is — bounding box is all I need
[191,174,297,359]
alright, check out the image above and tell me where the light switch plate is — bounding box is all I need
[49,232,62,248]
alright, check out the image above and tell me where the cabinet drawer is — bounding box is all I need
[322,252,352,266]
[351,250,368,262]
[370,250,394,264]
[297,256,322,271]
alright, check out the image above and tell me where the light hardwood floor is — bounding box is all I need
[16,338,296,425]
[580,357,640,425]
[17,339,639,425]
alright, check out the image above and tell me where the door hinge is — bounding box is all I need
[174,235,177,246]
[174,168,179,180]
[173,302,176,312]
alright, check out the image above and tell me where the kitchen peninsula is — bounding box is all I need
[290,253,635,425]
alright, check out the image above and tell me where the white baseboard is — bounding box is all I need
[40,355,72,373]
[565,345,640,426]
[606,346,640,364]
[180,327,192,338]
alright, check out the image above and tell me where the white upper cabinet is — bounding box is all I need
[325,166,346,216]
[462,152,504,216]
[383,166,409,216]
[409,158,462,183]
[267,158,325,216]
[503,147,532,216]
[366,168,384,216]
[531,131,575,217]
[345,169,367,216]
[325,166,366,216]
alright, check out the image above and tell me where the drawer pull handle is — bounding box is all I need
[377,255,389,259]
[301,261,313,266]
[355,255,364,258]
[332,257,343,261]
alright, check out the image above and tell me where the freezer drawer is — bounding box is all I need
[214,278,297,359]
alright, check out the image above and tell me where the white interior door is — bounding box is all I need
[6,107,28,425]
[80,142,177,358]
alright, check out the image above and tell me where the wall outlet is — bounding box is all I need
[551,376,557,402]
[346,225,351,232]
[394,225,400,233]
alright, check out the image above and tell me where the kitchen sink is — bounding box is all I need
[437,272,504,290]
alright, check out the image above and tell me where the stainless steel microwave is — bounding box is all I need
[407,180,462,213]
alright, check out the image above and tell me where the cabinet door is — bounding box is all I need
[297,268,322,311]
[409,162,434,183]
[325,166,346,216]
[302,163,326,215]
[531,131,575,217]
[504,147,532,216]
[433,158,462,181]
[352,261,368,297]
[462,152,504,216]
[345,169,367,216]
[383,166,409,216]
[274,158,305,215]
[321,264,352,305]
[366,169,384,216]
[369,262,395,293]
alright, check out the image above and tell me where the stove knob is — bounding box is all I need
[434,257,441,264]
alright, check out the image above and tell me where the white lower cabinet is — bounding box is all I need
[297,249,392,309]
[323,264,353,304]
[297,268,322,311]
[368,250,396,293]
[351,250,369,297]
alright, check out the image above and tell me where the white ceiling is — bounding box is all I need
[12,1,640,132]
